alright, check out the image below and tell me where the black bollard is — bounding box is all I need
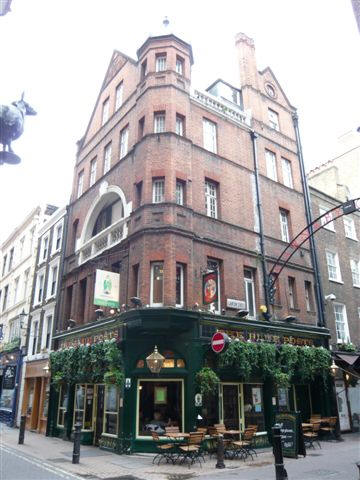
[272,424,288,480]
[72,423,82,464]
[18,415,26,445]
[215,434,226,469]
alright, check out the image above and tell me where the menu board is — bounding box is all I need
[275,412,306,459]
[3,366,16,390]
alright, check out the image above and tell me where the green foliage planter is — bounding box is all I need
[50,339,124,387]
[217,342,332,386]
[195,367,220,398]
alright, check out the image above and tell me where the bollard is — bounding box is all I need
[18,415,26,445]
[72,423,82,464]
[272,424,288,480]
[356,461,360,479]
[215,434,226,469]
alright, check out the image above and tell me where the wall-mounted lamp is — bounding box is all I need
[95,309,104,320]
[43,363,50,375]
[130,297,142,308]
[283,315,297,323]
[330,359,338,376]
[236,310,249,318]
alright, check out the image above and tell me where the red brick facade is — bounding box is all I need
[56,33,319,332]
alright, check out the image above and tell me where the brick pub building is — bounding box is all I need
[48,31,334,451]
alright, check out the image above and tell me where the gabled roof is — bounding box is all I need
[259,66,296,110]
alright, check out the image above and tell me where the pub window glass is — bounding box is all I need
[277,387,290,412]
[57,384,68,426]
[103,385,119,435]
[243,383,265,431]
[74,384,94,430]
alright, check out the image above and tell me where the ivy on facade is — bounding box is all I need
[217,342,332,388]
[50,339,124,389]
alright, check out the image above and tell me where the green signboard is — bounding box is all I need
[275,412,306,459]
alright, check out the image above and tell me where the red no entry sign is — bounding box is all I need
[211,332,229,353]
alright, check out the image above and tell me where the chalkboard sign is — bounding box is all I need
[2,366,16,390]
[275,412,306,458]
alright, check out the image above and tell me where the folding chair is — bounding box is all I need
[303,422,321,449]
[151,431,176,465]
[178,432,205,468]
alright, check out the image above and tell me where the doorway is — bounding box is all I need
[220,383,242,430]
[294,385,312,422]
[94,385,105,446]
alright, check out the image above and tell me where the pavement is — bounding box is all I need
[0,424,359,480]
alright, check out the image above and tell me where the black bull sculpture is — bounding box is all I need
[0,94,36,164]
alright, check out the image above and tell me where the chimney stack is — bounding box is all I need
[235,33,259,89]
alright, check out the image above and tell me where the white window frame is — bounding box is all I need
[176,181,184,206]
[102,98,110,126]
[350,259,360,287]
[176,57,184,75]
[115,82,123,110]
[155,55,166,72]
[319,206,335,231]
[31,319,39,356]
[34,269,46,306]
[41,312,53,351]
[13,276,20,306]
[176,115,184,136]
[279,210,290,242]
[52,220,64,254]
[203,119,217,153]
[19,236,25,262]
[152,179,165,203]
[150,262,164,307]
[23,268,30,300]
[326,250,342,283]
[89,158,97,187]
[119,126,129,159]
[205,180,218,219]
[281,158,293,188]
[244,269,256,319]
[268,108,280,131]
[77,171,84,199]
[266,150,277,181]
[304,281,313,312]
[288,277,296,309]
[175,263,184,308]
[47,260,59,299]
[103,143,112,174]
[154,113,165,133]
[40,235,49,263]
[333,303,350,344]
[343,216,357,240]
[9,318,20,341]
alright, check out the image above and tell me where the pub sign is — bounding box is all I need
[203,271,218,305]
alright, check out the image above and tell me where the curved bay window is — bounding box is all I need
[137,379,184,437]
[74,384,95,430]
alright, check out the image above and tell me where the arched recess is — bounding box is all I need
[78,182,132,262]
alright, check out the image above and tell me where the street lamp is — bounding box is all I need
[43,363,50,376]
[146,346,165,374]
[330,359,339,377]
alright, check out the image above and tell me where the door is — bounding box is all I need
[94,385,105,445]
[294,385,311,422]
[221,383,242,430]
[336,381,351,431]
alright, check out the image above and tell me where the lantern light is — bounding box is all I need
[146,346,165,374]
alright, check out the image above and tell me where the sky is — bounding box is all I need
[0,0,359,243]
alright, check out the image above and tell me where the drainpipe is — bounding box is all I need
[250,131,270,310]
[292,113,326,328]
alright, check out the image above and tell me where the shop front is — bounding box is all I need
[48,309,334,453]
[0,348,23,425]
[21,359,50,434]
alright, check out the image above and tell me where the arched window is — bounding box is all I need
[92,198,124,237]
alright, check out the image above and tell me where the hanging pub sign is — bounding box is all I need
[3,366,16,390]
[94,269,120,308]
[203,271,218,305]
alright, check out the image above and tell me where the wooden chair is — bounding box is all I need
[320,416,337,440]
[303,422,321,449]
[165,426,180,435]
[151,431,176,465]
[246,424,258,432]
[196,427,208,434]
[178,432,205,468]
[231,428,257,460]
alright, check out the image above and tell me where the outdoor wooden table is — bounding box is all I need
[224,429,241,439]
